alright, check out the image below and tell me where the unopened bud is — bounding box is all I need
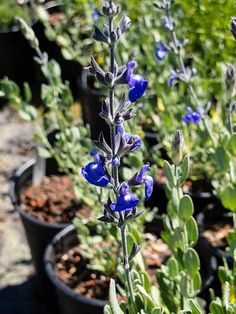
[230,17,236,40]
[225,64,235,96]
[102,1,119,17]
[171,130,185,165]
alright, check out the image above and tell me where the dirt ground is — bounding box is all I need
[0,106,56,314]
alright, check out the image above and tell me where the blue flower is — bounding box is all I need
[182,107,202,125]
[92,6,100,22]
[169,70,179,87]
[156,40,168,61]
[136,164,154,200]
[117,123,142,152]
[126,60,148,102]
[81,150,109,187]
[110,183,139,212]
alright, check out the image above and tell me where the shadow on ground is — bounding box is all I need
[0,276,58,314]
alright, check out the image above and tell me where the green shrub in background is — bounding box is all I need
[0,0,30,30]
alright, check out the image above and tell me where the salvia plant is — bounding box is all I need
[81,0,205,312]
[157,130,201,313]
[80,0,159,312]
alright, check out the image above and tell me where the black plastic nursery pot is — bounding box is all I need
[45,216,217,314]
[146,179,219,216]
[196,204,233,265]
[0,25,37,87]
[33,3,83,101]
[9,158,69,304]
[80,83,110,142]
[44,225,106,314]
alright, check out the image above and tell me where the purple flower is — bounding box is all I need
[136,164,153,200]
[117,123,142,152]
[110,183,139,212]
[126,60,148,103]
[92,6,100,22]
[81,150,109,187]
[182,107,202,125]
[156,41,168,61]
[169,70,179,87]
[129,164,153,200]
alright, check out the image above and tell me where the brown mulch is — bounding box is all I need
[55,233,171,300]
[20,175,91,224]
[55,246,111,300]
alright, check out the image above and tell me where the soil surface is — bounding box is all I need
[20,175,91,224]
[55,232,171,300]
[203,221,233,248]
[56,246,111,300]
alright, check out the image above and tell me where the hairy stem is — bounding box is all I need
[166,6,216,147]
[120,226,136,313]
[108,17,119,191]
[108,11,135,312]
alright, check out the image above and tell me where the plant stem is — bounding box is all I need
[120,226,136,313]
[108,9,135,312]
[108,16,119,191]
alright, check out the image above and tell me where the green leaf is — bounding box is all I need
[183,248,200,275]
[172,187,180,208]
[37,146,51,159]
[126,233,135,255]
[217,266,227,285]
[192,271,202,292]
[213,146,229,172]
[136,284,157,308]
[180,155,189,183]
[209,299,224,314]
[109,279,124,314]
[167,257,179,277]
[226,134,236,156]
[186,217,198,246]
[23,82,32,102]
[218,184,236,212]
[18,109,33,121]
[189,299,202,314]
[179,195,194,221]
[163,160,175,188]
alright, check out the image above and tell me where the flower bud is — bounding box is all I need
[171,130,185,165]
[230,17,236,40]
[102,1,119,17]
[225,64,235,96]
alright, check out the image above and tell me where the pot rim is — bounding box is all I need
[9,158,69,230]
[44,224,107,307]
